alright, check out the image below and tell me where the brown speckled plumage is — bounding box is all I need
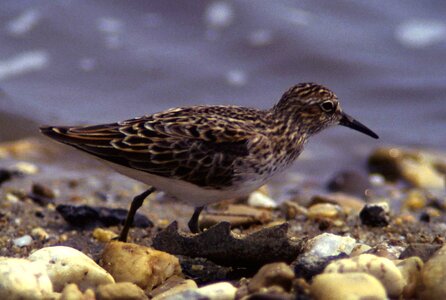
[40,82,378,239]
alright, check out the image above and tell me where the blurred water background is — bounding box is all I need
[0,0,445,179]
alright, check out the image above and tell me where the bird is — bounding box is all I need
[40,82,378,242]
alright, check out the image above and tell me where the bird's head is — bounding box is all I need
[273,82,379,139]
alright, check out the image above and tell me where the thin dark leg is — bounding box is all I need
[119,187,155,242]
[188,206,205,233]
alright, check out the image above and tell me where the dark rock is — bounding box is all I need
[292,253,348,281]
[327,170,370,196]
[248,262,295,293]
[153,221,303,268]
[0,169,20,186]
[359,203,390,227]
[29,183,56,206]
[56,204,152,228]
[399,243,442,262]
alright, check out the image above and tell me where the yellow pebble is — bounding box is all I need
[92,228,118,242]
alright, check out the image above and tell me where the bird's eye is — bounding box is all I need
[320,100,335,112]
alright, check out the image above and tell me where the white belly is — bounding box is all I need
[105,162,264,207]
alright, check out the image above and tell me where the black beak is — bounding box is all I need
[339,112,379,139]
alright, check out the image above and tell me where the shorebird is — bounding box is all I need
[41,83,378,242]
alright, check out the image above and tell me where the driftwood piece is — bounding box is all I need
[152,221,303,267]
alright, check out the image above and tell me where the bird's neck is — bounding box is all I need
[266,109,310,158]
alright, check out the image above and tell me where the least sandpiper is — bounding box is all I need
[40,82,378,241]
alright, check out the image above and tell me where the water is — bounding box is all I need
[0,0,445,179]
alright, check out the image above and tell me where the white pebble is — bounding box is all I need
[395,19,446,48]
[13,235,32,247]
[205,1,234,29]
[248,191,277,208]
[198,282,237,300]
[305,233,357,258]
[6,9,41,36]
[0,258,53,299]
[0,51,49,81]
[28,246,115,292]
[14,161,39,174]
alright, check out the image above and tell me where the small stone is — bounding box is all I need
[28,246,115,292]
[31,227,49,240]
[395,256,423,299]
[307,203,342,220]
[96,282,148,300]
[368,147,445,189]
[93,228,118,242]
[324,253,404,297]
[150,276,197,300]
[359,202,390,227]
[418,244,446,299]
[305,233,357,258]
[311,272,387,300]
[59,283,84,300]
[248,262,294,293]
[200,204,272,229]
[14,161,38,174]
[281,201,308,220]
[403,190,427,211]
[327,170,370,196]
[0,169,20,186]
[399,243,442,262]
[0,258,54,299]
[248,191,277,208]
[13,234,32,247]
[100,241,181,292]
[311,193,364,214]
[32,183,56,199]
[198,282,237,300]
[350,244,372,257]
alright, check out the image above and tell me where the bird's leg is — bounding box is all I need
[188,206,205,233]
[119,187,155,242]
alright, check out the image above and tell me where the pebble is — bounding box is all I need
[96,282,148,300]
[200,204,272,229]
[150,276,198,300]
[31,183,56,199]
[368,147,445,189]
[0,169,20,186]
[0,258,54,300]
[198,282,237,300]
[100,241,181,292]
[399,243,442,262]
[311,193,365,214]
[327,170,370,196]
[28,246,115,292]
[59,283,82,299]
[359,202,390,227]
[324,253,404,297]
[403,190,427,210]
[305,233,357,258]
[92,228,118,242]
[14,161,39,174]
[418,244,446,299]
[395,256,423,298]
[248,262,295,293]
[307,203,342,220]
[248,191,277,208]
[31,227,49,240]
[13,234,32,247]
[311,272,386,300]
[281,200,308,220]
